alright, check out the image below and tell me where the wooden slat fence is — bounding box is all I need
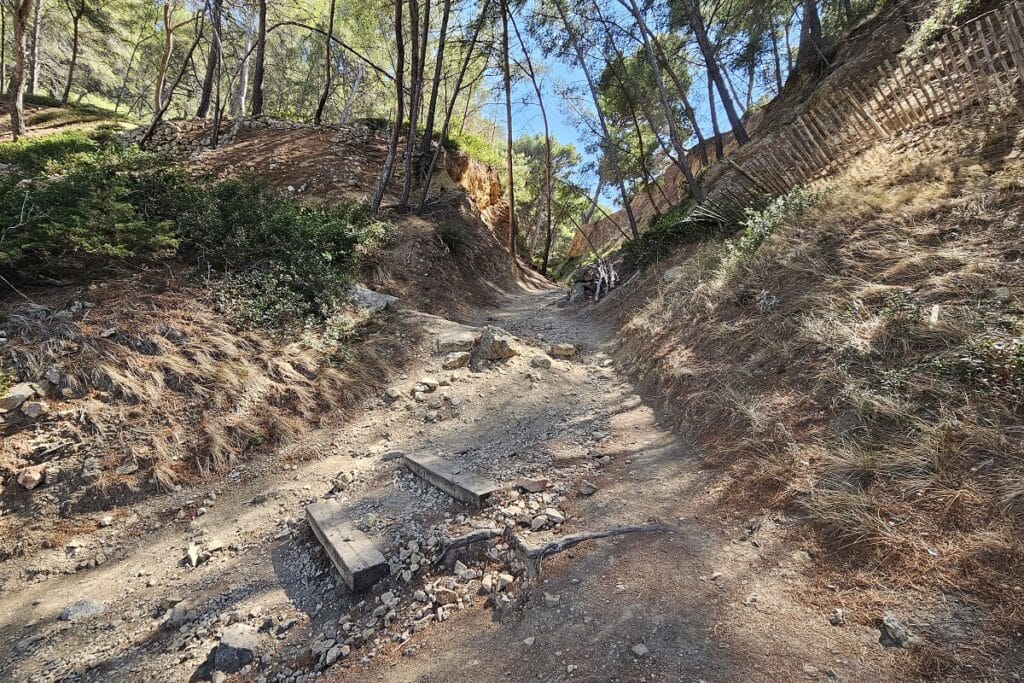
[689,1,1024,224]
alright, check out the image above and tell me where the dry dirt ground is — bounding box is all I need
[0,281,921,683]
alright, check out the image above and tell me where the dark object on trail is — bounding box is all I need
[569,260,618,303]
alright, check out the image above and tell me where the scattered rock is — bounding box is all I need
[20,401,47,419]
[547,343,576,359]
[0,382,36,411]
[523,636,535,647]
[436,330,478,353]
[416,377,440,392]
[17,465,46,490]
[516,478,548,493]
[530,515,549,531]
[80,457,103,484]
[434,588,458,606]
[662,266,685,283]
[543,592,560,607]
[349,284,398,313]
[578,481,598,496]
[115,463,139,476]
[214,624,260,673]
[545,508,565,524]
[60,599,105,622]
[442,352,471,370]
[631,643,649,657]
[994,286,1011,302]
[829,608,845,626]
[476,326,518,361]
[496,573,514,592]
[100,327,119,338]
[878,613,914,648]
[530,356,552,369]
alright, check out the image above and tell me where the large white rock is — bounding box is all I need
[349,284,398,313]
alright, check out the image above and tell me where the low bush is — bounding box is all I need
[0,133,390,329]
[620,202,714,271]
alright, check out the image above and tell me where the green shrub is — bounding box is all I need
[434,221,467,256]
[725,187,823,259]
[0,368,12,395]
[0,134,390,330]
[621,202,714,270]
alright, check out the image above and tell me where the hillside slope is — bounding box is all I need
[599,18,1024,679]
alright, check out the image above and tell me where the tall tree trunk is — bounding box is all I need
[8,0,32,140]
[650,34,708,167]
[250,0,267,117]
[623,0,702,201]
[371,0,405,213]
[398,0,422,208]
[26,0,37,94]
[796,0,825,72]
[682,0,748,144]
[553,0,639,240]
[154,2,174,112]
[313,0,336,125]
[231,33,251,117]
[707,69,723,160]
[509,12,552,274]
[1,6,8,95]
[500,0,516,256]
[60,1,83,105]
[769,17,783,93]
[582,177,604,223]
[418,0,452,167]
[416,0,490,212]
[197,0,222,118]
[141,15,205,146]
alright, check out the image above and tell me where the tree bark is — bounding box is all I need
[2,6,8,95]
[707,69,723,160]
[796,0,825,73]
[769,17,783,93]
[398,0,422,209]
[415,0,490,212]
[682,0,748,144]
[141,14,205,147]
[553,0,639,240]
[197,0,222,118]
[509,12,552,274]
[418,0,452,167]
[60,0,84,105]
[26,0,37,94]
[8,0,33,141]
[500,0,517,256]
[250,0,267,117]
[231,32,251,117]
[650,34,708,167]
[371,0,405,213]
[313,0,336,125]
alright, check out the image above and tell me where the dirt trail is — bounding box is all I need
[0,285,905,682]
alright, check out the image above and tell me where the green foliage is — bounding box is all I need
[443,130,505,170]
[0,368,12,396]
[725,187,823,259]
[621,202,713,270]
[0,134,389,330]
[435,221,468,256]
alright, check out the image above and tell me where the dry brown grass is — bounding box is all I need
[0,267,412,492]
[609,100,1024,676]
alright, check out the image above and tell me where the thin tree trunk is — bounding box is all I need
[707,70,723,160]
[682,0,748,144]
[500,0,516,256]
[197,0,222,118]
[313,0,336,125]
[26,0,37,94]
[509,12,552,274]
[8,0,32,141]
[231,32,251,117]
[623,0,703,201]
[155,2,174,112]
[371,0,405,213]
[141,15,205,147]
[650,34,708,167]
[416,0,490,212]
[769,17,783,93]
[418,0,453,167]
[582,177,604,223]
[60,1,83,105]
[553,0,639,240]
[398,0,422,209]
[2,6,8,95]
[796,0,825,72]
[250,0,267,117]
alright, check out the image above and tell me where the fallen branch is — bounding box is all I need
[508,520,673,561]
[437,527,503,564]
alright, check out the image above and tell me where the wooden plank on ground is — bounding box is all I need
[403,453,502,507]
[306,500,389,591]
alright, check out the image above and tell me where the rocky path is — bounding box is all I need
[0,287,904,682]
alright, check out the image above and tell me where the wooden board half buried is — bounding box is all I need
[402,453,501,507]
[306,500,389,591]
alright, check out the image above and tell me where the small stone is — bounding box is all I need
[417,377,440,392]
[544,592,560,607]
[214,624,260,673]
[530,356,551,369]
[436,330,478,353]
[81,457,102,483]
[802,663,818,677]
[442,352,471,370]
[547,343,576,359]
[631,643,649,657]
[523,636,535,647]
[100,327,119,338]
[60,599,105,622]
[878,613,914,648]
[829,608,845,626]
[17,465,46,490]
[530,515,549,531]
[578,481,598,496]
[994,286,1011,302]
[115,463,139,475]
[544,508,565,524]
[516,478,548,493]
[496,573,514,592]
[476,326,518,361]
[434,588,457,605]
[20,401,47,419]
[0,382,36,411]
[98,515,113,527]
